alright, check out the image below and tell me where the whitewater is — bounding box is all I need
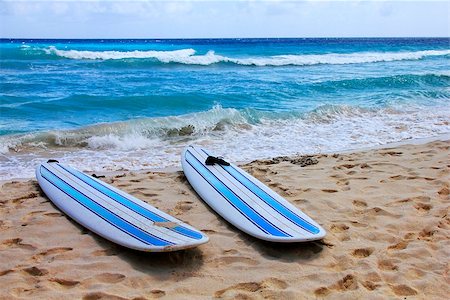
[1,38,449,180]
[44,45,450,66]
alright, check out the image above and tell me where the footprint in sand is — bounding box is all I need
[91,248,120,256]
[201,229,217,235]
[333,274,358,291]
[293,198,310,205]
[349,220,368,228]
[438,217,450,229]
[387,240,409,251]
[149,290,166,298]
[365,207,398,218]
[20,210,46,223]
[10,192,39,204]
[209,256,259,267]
[378,259,399,271]
[215,283,259,298]
[330,223,349,233]
[44,212,64,217]
[222,249,238,255]
[1,238,36,251]
[386,198,411,207]
[314,274,358,297]
[360,272,382,291]
[49,277,80,288]
[418,228,436,241]
[351,247,374,258]
[132,190,158,198]
[27,210,46,216]
[173,201,194,215]
[361,280,381,291]
[94,273,126,284]
[390,284,418,296]
[133,187,147,191]
[360,163,372,169]
[414,203,432,214]
[117,183,132,188]
[175,172,188,183]
[406,267,426,280]
[82,292,127,300]
[0,269,14,276]
[215,278,288,298]
[389,175,407,180]
[22,266,49,276]
[336,163,358,170]
[352,199,367,208]
[329,173,344,179]
[390,174,419,180]
[438,186,449,198]
[268,183,292,196]
[314,286,332,297]
[336,179,350,186]
[380,151,403,156]
[321,189,339,193]
[403,232,416,240]
[32,247,73,262]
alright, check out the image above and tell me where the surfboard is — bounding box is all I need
[182,145,326,242]
[36,161,209,252]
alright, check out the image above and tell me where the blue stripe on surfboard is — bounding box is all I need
[185,154,269,236]
[58,164,204,241]
[185,150,290,237]
[41,166,173,247]
[200,148,319,235]
[223,165,320,234]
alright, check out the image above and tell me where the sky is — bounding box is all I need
[1,0,449,38]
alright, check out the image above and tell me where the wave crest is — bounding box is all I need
[44,46,197,61]
[2,103,450,180]
[42,46,450,66]
[0,105,251,153]
[3,102,449,155]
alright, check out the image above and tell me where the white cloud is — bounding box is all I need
[1,1,449,38]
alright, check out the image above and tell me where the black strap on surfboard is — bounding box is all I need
[205,156,230,166]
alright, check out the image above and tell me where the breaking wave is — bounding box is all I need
[1,103,449,180]
[0,105,249,152]
[44,46,197,61]
[42,46,450,66]
[2,103,449,154]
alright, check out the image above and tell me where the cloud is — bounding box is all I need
[1,1,449,38]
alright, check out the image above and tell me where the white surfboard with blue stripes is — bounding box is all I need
[182,145,326,242]
[36,161,209,252]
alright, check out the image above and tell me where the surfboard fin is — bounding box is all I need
[47,159,59,163]
[205,156,230,166]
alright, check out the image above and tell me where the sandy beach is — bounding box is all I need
[0,139,449,299]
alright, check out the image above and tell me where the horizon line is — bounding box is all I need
[1,36,449,40]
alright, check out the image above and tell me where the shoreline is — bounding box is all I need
[1,133,449,184]
[0,138,449,298]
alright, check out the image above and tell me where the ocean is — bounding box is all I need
[1,38,449,180]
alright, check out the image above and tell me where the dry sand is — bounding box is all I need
[0,140,449,299]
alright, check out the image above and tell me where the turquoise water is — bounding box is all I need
[1,38,449,179]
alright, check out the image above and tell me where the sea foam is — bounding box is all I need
[44,46,196,61]
[1,103,449,180]
[43,46,450,66]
